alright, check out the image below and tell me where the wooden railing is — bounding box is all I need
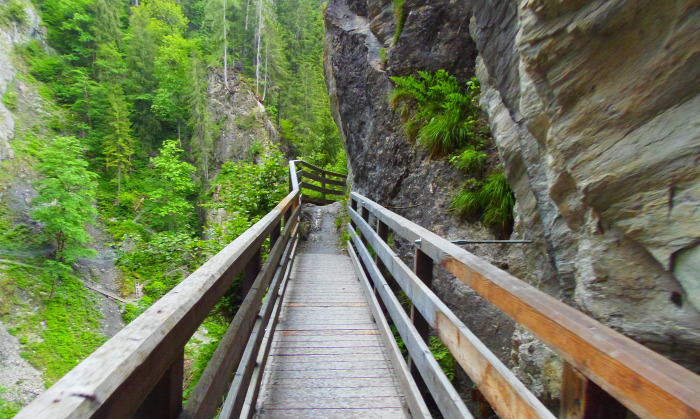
[293,160,347,204]
[15,160,347,419]
[347,192,700,419]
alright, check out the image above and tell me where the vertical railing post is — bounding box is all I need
[135,350,184,419]
[375,220,392,314]
[410,247,433,400]
[350,198,358,230]
[270,220,281,249]
[359,205,369,247]
[560,362,627,419]
[242,248,262,297]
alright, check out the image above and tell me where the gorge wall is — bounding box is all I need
[324,0,700,405]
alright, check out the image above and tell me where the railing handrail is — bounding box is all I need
[348,191,700,419]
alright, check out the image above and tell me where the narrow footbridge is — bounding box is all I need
[17,161,700,418]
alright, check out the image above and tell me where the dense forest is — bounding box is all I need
[0,0,342,414]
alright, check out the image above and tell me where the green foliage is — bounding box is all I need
[390,71,485,156]
[0,386,22,419]
[103,86,135,196]
[2,84,18,111]
[392,0,406,44]
[450,148,487,175]
[0,0,27,26]
[429,336,456,381]
[31,136,98,264]
[451,171,515,233]
[148,139,196,229]
[22,271,106,386]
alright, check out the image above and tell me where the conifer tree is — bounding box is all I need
[187,52,214,180]
[104,86,135,201]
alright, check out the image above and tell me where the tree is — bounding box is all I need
[153,34,193,141]
[31,136,98,298]
[91,0,124,47]
[187,51,214,179]
[205,0,240,90]
[148,139,196,229]
[103,86,135,201]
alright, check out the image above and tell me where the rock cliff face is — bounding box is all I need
[0,6,45,163]
[324,0,518,381]
[207,71,278,165]
[324,0,700,405]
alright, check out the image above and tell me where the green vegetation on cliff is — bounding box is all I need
[390,70,515,234]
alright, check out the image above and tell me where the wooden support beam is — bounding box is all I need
[347,240,432,419]
[241,248,261,297]
[299,182,344,196]
[350,225,473,418]
[135,350,183,419]
[561,363,627,419]
[297,170,346,186]
[410,248,433,402]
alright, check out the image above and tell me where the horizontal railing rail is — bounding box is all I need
[15,160,349,419]
[347,191,700,419]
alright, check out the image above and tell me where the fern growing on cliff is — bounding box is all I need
[451,170,515,234]
[390,71,485,156]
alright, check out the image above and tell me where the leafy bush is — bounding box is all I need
[390,71,486,156]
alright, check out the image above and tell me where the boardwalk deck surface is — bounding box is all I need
[255,230,411,418]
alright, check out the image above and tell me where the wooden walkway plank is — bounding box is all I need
[255,253,413,418]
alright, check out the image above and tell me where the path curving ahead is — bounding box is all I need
[255,204,411,418]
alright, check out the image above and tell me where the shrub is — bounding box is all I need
[451,171,515,234]
[0,0,26,26]
[450,148,487,175]
[390,71,485,156]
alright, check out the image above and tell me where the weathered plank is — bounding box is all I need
[239,237,299,419]
[219,226,299,418]
[299,182,344,196]
[352,192,700,419]
[265,395,405,409]
[350,209,553,419]
[257,407,408,419]
[350,227,473,419]
[298,160,348,179]
[298,170,346,186]
[15,189,299,419]
[256,252,409,419]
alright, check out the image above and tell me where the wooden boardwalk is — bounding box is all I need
[255,253,411,418]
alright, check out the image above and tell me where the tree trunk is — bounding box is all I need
[223,0,229,90]
[255,0,262,95]
[262,43,268,101]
